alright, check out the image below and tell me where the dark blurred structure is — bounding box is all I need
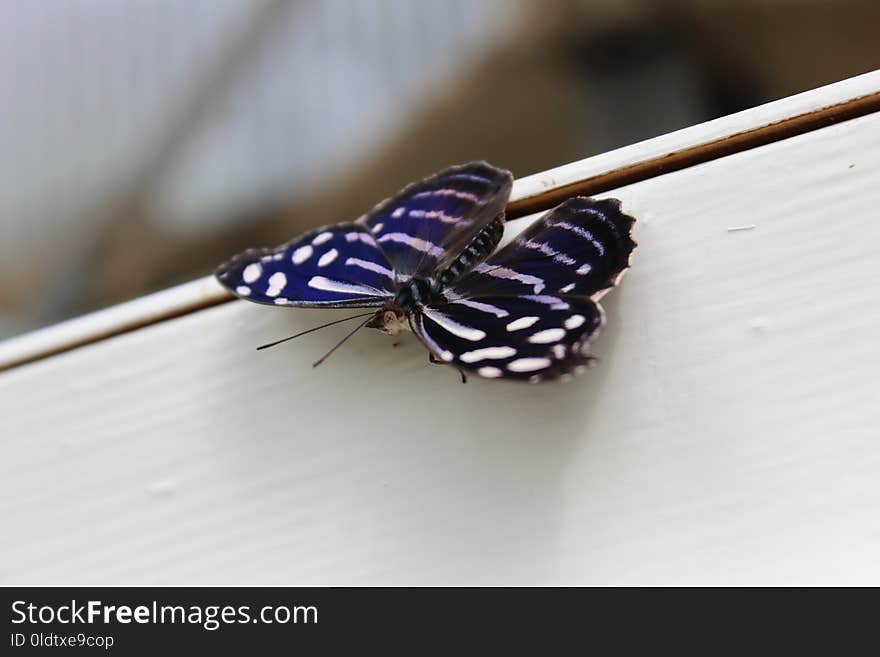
[1,0,878,337]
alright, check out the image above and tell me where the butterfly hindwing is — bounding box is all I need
[357,161,513,281]
[411,294,605,381]
[446,197,636,300]
[215,223,394,308]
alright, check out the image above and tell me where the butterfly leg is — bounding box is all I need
[428,353,467,384]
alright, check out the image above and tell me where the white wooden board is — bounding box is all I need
[2,98,880,585]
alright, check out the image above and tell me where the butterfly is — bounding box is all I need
[215,161,636,382]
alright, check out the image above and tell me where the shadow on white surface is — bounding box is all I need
[202,297,624,584]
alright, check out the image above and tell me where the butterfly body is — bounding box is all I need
[216,161,636,382]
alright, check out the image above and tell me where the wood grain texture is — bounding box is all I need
[2,113,880,586]
[2,70,879,373]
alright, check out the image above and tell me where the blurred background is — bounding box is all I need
[1,0,877,338]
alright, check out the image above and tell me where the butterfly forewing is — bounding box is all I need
[215,223,394,308]
[357,161,513,281]
[446,197,636,300]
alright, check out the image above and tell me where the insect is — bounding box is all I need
[215,161,636,382]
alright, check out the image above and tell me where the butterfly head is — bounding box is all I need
[366,277,439,337]
[365,301,410,337]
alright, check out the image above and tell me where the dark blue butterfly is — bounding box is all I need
[215,161,636,382]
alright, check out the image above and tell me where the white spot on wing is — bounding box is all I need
[421,307,486,341]
[391,207,405,219]
[528,328,565,344]
[274,298,288,305]
[345,232,377,246]
[477,366,503,378]
[508,358,551,373]
[552,344,566,359]
[565,314,586,329]
[312,232,334,245]
[318,249,338,267]
[292,245,313,264]
[441,351,454,362]
[560,283,575,293]
[460,346,516,363]
[450,299,509,318]
[371,223,384,234]
[266,272,287,297]
[235,285,251,296]
[576,263,592,275]
[242,263,262,283]
[521,295,569,310]
[506,316,539,331]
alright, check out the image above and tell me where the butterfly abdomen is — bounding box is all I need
[434,213,505,291]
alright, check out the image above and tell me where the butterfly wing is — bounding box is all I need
[215,223,394,308]
[412,295,605,381]
[411,197,636,381]
[357,161,513,281]
[447,196,636,300]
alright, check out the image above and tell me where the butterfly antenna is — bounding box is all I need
[312,316,373,368]
[256,311,376,350]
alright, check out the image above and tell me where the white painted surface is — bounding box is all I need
[2,106,880,585]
